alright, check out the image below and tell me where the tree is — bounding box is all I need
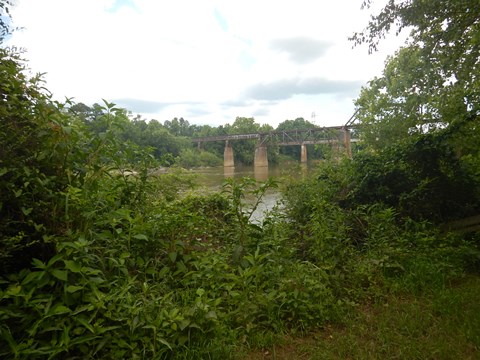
[141,120,189,159]
[0,48,63,273]
[193,124,225,158]
[353,0,480,149]
[68,102,96,122]
[349,0,480,222]
[276,118,324,160]
[227,117,260,165]
[355,46,445,148]
[164,117,193,137]
[347,131,480,222]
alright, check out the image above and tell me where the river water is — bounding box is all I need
[189,163,314,223]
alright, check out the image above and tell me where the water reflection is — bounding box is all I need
[193,163,316,223]
[219,164,310,182]
[253,166,269,181]
[224,166,269,181]
[223,166,235,178]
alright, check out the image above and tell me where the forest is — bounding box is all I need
[1,0,480,358]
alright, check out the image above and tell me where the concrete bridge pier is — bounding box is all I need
[342,128,352,158]
[224,141,234,167]
[300,143,307,163]
[254,145,268,167]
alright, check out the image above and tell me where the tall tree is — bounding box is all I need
[348,0,480,222]
[276,118,324,160]
[353,0,480,149]
[164,117,193,137]
[227,117,260,165]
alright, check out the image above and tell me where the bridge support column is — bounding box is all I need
[254,145,268,167]
[343,128,352,158]
[300,143,307,163]
[224,141,234,167]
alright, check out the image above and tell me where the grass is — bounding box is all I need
[242,276,480,360]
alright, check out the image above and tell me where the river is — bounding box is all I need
[188,163,314,223]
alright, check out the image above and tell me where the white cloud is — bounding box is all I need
[7,0,404,127]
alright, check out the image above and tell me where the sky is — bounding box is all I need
[6,0,405,128]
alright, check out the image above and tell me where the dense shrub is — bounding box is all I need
[176,148,223,168]
[348,131,480,223]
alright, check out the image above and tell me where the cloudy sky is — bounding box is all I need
[7,0,404,128]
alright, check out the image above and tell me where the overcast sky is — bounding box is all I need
[7,0,404,128]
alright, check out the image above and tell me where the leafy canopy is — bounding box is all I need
[353,0,480,147]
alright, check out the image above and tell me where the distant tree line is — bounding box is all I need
[68,103,331,167]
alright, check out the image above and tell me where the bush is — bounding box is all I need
[348,131,480,223]
[176,148,222,168]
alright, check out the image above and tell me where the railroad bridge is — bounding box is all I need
[192,124,359,168]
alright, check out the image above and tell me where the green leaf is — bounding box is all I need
[168,251,177,263]
[64,260,82,273]
[178,319,190,331]
[66,285,83,293]
[6,285,22,296]
[157,338,172,350]
[158,266,170,277]
[132,234,148,240]
[32,258,46,270]
[21,207,32,215]
[95,325,121,334]
[76,317,94,333]
[52,269,68,281]
[47,254,64,267]
[205,310,217,320]
[49,304,70,316]
[22,271,42,285]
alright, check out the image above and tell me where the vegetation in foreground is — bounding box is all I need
[1,0,480,358]
[245,276,480,360]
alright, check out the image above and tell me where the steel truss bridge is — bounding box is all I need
[191,112,360,165]
[191,110,360,147]
[191,125,359,147]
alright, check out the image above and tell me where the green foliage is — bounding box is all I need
[275,118,324,160]
[164,117,194,137]
[147,168,197,202]
[222,176,278,251]
[282,155,480,301]
[222,117,279,165]
[225,117,259,165]
[348,130,480,223]
[176,148,223,168]
[354,0,480,150]
[0,63,344,357]
[0,47,70,273]
[282,159,353,226]
[69,104,193,164]
[254,277,480,360]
